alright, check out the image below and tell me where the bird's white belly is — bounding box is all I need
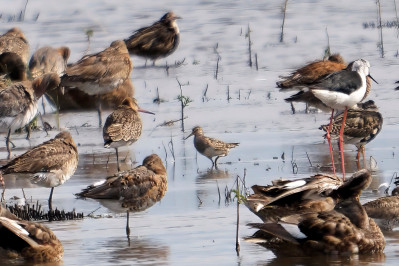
[313,84,366,111]
[11,102,38,132]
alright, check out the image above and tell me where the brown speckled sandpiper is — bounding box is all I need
[185,126,239,167]
[103,97,154,171]
[61,40,132,127]
[125,11,181,65]
[319,100,383,170]
[0,73,60,158]
[0,28,30,65]
[29,46,70,78]
[76,154,167,241]
[0,131,78,210]
[0,204,63,262]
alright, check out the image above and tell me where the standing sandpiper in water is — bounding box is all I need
[185,126,239,168]
[76,154,167,242]
[124,11,181,65]
[0,73,61,159]
[319,100,383,170]
[0,131,78,210]
[103,97,154,171]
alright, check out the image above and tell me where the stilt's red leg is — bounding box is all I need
[356,149,361,170]
[326,109,336,175]
[339,107,348,181]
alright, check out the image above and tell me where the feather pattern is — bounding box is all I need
[125,11,180,61]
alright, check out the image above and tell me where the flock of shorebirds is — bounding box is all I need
[0,9,395,263]
[245,54,394,256]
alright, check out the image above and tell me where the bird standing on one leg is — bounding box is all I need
[185,126,239,168]
[75,154,167,242]
[103,97,154,171]
[0,131,78,210]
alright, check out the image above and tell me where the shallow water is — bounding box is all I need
[1,0,399,265]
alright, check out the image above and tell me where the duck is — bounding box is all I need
[246,169,385,256]
[0,204,63,262]
[363,177,399,231]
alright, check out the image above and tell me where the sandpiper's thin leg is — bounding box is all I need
[116,148,120,172]
[326,109,336,175]
[97,102,103,128]
[48,187,54,210]
[126,210,131,243]
[25,124,31,140]
[214,156,220,167]
[21,188,26,200]
[339,107,348,181]
[6,129,11,159]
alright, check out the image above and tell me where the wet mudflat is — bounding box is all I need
[1,0,399,265]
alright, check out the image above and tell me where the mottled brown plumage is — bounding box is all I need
[0,28,29,65]
[247,170,385,255]
[61,40,132,95]
[46,78,135,111]
[0,204,63,262]
[0,52,27,81]
[185,126,239,167]
[246,170,370,223]
[0,131,78,210]
[76,154,167,239]
[277,54,346,89]
[125,11,180,64]
[29,46,70,78]
[278,54,346,112]
[103,97,154,171]
[61,40,132,126]
[363,183,399,231]
[319,100,383,169]
[0,73,61,159]
[246,173,343,223]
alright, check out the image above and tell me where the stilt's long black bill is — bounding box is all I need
[368,74,378,84]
